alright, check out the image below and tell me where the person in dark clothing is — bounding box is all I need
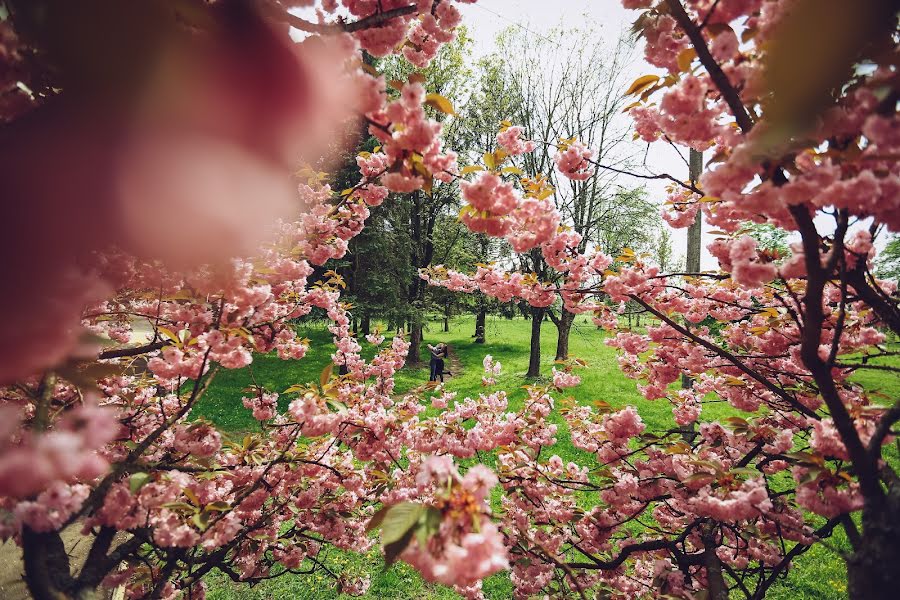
[428,343,448,382]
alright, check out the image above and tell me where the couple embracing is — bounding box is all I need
[428,343,451,382]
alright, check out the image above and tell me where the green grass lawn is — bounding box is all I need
[199,315,898,600]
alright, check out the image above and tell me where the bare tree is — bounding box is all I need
[496,25,656,369]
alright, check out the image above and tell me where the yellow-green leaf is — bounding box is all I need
[625,74,660,96]
[425,93,456,115]
[320,363,334,387]
[677,47,697,72]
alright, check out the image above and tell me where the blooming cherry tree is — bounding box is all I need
[0,1,898,599]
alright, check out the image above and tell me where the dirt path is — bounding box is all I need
[445,347,463,379]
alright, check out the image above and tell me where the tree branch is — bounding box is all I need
[98,341,167,360]
[665,0,754,133]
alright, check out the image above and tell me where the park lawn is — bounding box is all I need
[200,315,898,600]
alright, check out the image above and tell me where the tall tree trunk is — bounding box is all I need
[554,308,576,361]
[361,314,370,336]
[685,148,703,276]
[474,304,486,344]
[847,491,900,599]
[526,307,544,378]
[406,322,422,366]
[681,149,703,442]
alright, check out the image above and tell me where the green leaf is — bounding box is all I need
[192,511,210,532]
[129,472,151,494]
[730,467,760,477]
[416,507,443,549]
[380,502,426,546]
[366,505,390,533]
[383,527,416,566]
[326,398,348,413]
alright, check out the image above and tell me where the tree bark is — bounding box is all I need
[22,527,73,600]
[554,308,575,361]
[702,529,729,600]
[360,314,370,336]
[847,489,900,599]
[681,148,703,442]
[526,307,544,378]
[406,322,422,366]
[685,149,703,276]
[475,305,486,344]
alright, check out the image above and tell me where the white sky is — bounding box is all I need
[459,0,716,267]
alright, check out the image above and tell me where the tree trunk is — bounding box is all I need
[443,314,449,332]
[685,149,703,275]
[702,530,729,600]
[361,314,370,336]
[22,528,73,600]
[406,322,423,366]
[554,308,575,361]
[847,492,900,599]
[474,306,486,344]
[526,307,544,378]
[681,148,703,442]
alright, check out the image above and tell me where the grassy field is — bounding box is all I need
[199,314,898,600]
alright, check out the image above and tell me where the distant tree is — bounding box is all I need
[744,222,791,258]
[494,26,654,367]
[875,235,900,284]
[358,29,475,364]
[654,226,676,272]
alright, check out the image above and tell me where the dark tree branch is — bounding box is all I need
[665,0,755,133]
[98,341,167,360]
